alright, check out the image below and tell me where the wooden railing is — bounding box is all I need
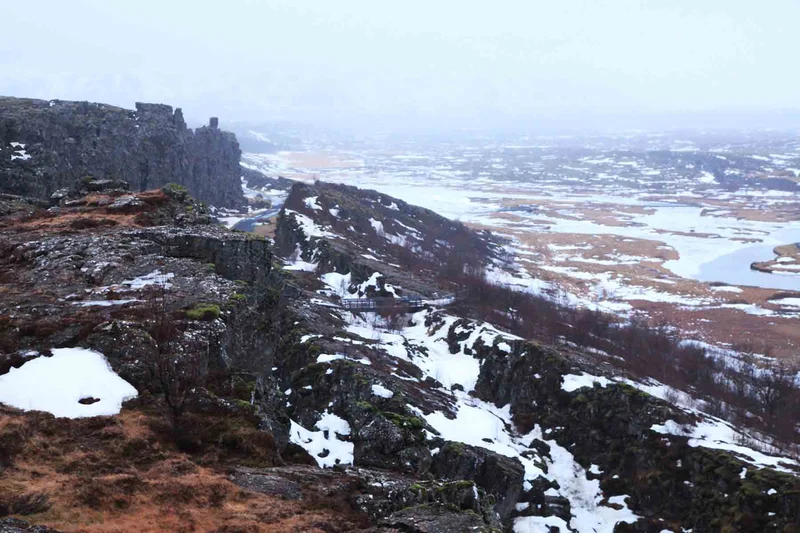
[339,293,458,312]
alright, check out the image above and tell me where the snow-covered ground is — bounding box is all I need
[272,162,799,527]
[334,307,645,531]
[0,348,138,418]
[247,144,800,293]
[321,267,800,502]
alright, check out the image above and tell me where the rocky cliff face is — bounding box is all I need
[0,97,245,207]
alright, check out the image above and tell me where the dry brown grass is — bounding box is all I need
[252,218,277,239]
[774,243,800,257]
[0,190,173,234]
[465,220,800,358]
[752,242,800,275]
[0,404,361,532]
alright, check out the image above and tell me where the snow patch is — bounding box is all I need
[285,209,336,240]
[651,418,798,473]
[561,373,612,392]
[304,196,323,211]
[289,412,354,468]
[371,383,394,398]
[74,299,139,307]
[122,270,174,290]
[0,348,138,418]
[370,218,384,235]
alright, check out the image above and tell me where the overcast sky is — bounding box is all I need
[2,0,798,131]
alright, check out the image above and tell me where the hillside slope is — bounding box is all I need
[270,181,800,532]
[274,180,498,293]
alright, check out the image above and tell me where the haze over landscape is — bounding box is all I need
[4,0,800,130]
[1,2,800,533]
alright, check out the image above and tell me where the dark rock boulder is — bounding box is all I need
[69,177,130,197]
[285,360,435,474]
[353,408,432,474]
[228,467,303,500]
[0,518,60,533]
[379,504,499,533]
[241,168,295,191]
[0,97,245,207]
[516,475,572,523]
[430,441,525,522]
[132,226,272,284]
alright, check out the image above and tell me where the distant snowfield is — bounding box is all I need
[476,202,800,290]
[525,206,800,290]
[254,150,800,291]
[0,348,138,418]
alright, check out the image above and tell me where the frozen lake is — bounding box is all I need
[696,238,800,291]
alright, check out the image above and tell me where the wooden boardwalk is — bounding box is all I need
[340,294,457,313]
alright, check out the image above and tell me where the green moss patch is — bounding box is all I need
[186,303,221,321]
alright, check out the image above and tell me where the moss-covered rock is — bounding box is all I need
[430,441,525,522]
[185,303,221,321]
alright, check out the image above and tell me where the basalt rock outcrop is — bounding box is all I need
[475,341,800,532]
[269,181,800,532]
[229,465,503,532]
[0,97,245,208]
[0,180,285,446]
[274,180,499,299]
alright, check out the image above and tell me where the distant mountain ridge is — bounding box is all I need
[0,97,245,207]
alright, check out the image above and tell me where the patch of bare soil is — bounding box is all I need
[252,217,278,239]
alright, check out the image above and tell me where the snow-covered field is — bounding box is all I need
[242,130,800,355]
[245,135,800,290]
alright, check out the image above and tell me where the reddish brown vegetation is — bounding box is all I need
[0,190,173,234]
[0,402,362,532]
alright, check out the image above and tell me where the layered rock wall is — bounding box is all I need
[0,97,244,207]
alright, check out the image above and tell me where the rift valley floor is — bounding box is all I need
[236,129,800,360]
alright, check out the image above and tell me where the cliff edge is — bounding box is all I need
[0,97,245,208]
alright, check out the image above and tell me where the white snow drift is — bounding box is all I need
[0,348,138,418]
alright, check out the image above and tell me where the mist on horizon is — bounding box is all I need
[2,0,799,133]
